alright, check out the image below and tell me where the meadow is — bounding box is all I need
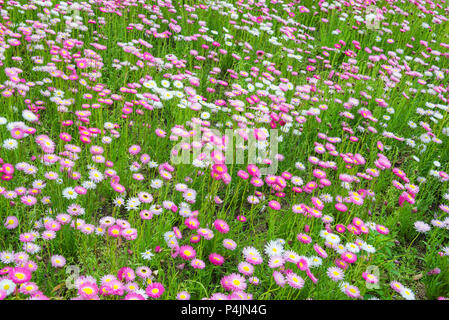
[0,0,449,300]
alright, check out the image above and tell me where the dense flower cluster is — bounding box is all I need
[0,0,448,300]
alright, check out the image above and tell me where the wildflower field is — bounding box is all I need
[0,0,449,301]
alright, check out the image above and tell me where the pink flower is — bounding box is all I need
[185,217,199,230]
[4,216,18,229]
[128,144,141,155]
[247,164,260,177]
[51,255,66,268]
[237,170,249,180]
[191,258,205,269]
[341,251,358,264]
[146,282,164,298]
[118,267,135,282]
[179,245,196,260]
[21,195,37,206]
[268,200,281,210]
[107,225,121,238]
[376,224,389,235]
[335,203,348,212]
[297,233,312,244]
[213,219,229,234]
[209,253,225,266]
[9,267,32,284]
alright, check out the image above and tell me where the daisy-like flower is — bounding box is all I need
[9,267,32,284]
[286,272,304,289]
[345,285,360,299]
[246,254,263,265]
[136,266,153,279]
[414,221,431,233]
[264,240,284,257]
[297,233,312,244]
[3,139,18,150]
[238,262,254,276]
[67,204,85,216]
[113,197,125,207]
[125,197,141,211]
[141,249,154,261]
[19,282,39,295]
[146,282,164,299]
[177,291,191,300]
[78,282,98,299]
[309,256,322,268]
[268,256,285,268]
[4,216,19,229]
[362,272,378,284]
[51,255,66,268]
[341,251,358,264]
[400,287,416,300]
[345,242,360,254]
[273,270,286,287]
[0,279,15,296]
[213,219,230,234]
[390,281,404,293]
[179,245,196,260]
[150,179,163,189]
[243,246,261,258]
[191,258,206,269]
[223,273,247,292]
[118,267,136,282]
[223,239,237,250]
[209,253,225,266]
[249,277,260,285]
[123,292,145,300]
[62,187,77,200]
[327,267,345,281]
[284,250,300,263]
[138,192,153,203]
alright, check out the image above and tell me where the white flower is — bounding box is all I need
[264,240,284,257]
[295,162,306,171]
[400,287,415,300]
[141,249,154,261]
[3,139,18,150]
[150,179,163,189]
[408,121,417,129]
[242,246,261,258]
[173,80,183,89]
[308,256,322,268]
[361,243,376,254]
[62,187,77,199]
[325,233,340,244]
[102,136,112,144]
[22,110,38,122]
[82,180,97,190]
[178,207,192,217]
[0,251,14,264]
[125,197,141,211]
[291,176,304,186]
[113,197,125,207]
[200,112,210,119]
[0,279,15,296]
[148,161,158,168]
[345,242,360,254]
[89,169,104,183]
